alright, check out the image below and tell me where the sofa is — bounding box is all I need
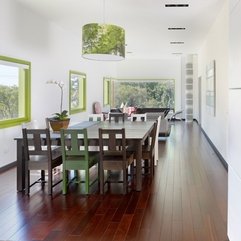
[136,107,171,118]
[136,108,171,137]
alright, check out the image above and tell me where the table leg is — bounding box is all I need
[135,140,142,191]
[16,139,24,192]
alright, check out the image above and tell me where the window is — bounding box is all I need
[104,78,175,108]
[0,56,31,128]
[69,70,86,114]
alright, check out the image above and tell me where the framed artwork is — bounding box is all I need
[103,77,112,106]
[206,60,216,116]
[69,70,86,114]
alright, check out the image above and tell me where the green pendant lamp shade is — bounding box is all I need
[82,23,125,61]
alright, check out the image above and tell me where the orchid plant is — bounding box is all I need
[46,80,68,120]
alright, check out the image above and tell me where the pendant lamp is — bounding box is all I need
[82,23,125,61]
[82,1,125,61]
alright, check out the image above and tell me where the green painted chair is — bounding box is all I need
[60,128,99,194]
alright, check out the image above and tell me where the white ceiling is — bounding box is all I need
[15,0,225,59]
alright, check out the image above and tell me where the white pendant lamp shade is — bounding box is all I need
[82,23,125,61]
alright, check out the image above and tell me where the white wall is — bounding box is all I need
[197,0,229,160]
[0,0,184,168]
[0,0,117,168]
[228,0,241,240]
[115,57,182,111]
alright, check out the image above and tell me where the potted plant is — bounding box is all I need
[46,80,70,131]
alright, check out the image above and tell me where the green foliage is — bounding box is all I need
[82,24,125,57]
[52,110,68,121]
[113,80,175,108]
[0,84,18,120]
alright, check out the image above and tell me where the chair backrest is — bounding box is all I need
[21,120,39,129]
[156,116,161,140]
[60,128,89,159]
[108,113,125,123]
[130,113,147,122]
[22,128,52,160]
[146,112,163,121]
[45,117,51,129]
[150,121,158,153]
[88,114,104,121]
[169,109,184,121]
[154,116,161,165]
[99,128,126,160]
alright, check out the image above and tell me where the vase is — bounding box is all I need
[49,118,70,132]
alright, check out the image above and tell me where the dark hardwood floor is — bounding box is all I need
[0,121,228,241]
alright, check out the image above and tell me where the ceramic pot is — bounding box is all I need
[49,118,70,131]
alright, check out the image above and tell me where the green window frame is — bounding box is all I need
[103,78,175,109]
[0,55,31,128]
[103,77,112,106]
[69,70,86,114]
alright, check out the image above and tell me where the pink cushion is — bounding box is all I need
[94,102,102,114]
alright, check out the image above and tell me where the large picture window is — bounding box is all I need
[104,78,175,109]
[0,56,31,128]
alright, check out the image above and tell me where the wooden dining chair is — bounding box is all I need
[21,120,39,129]
[60,128,99,194]
[130,113,147,122]
[93,101,109,120]
[88,114,104,121]
[98,128,134,194]
[141,121,158,177]
[108,112,125,123]
[22,128,63,195]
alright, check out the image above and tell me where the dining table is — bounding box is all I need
[15,120,155,192]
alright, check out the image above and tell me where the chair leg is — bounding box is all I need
[74,170,79,180]
[85,169,89,194]
[123,169,127,195]
[25,170,30,195]
[130,163,134,180]
[41,170,45,189]
[100,168,104,194]
[150,156,154,178]
[62,170,67,195]
[144,159,149,174]
[48,169,52,195]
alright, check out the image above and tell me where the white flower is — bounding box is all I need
[46,80,66,117]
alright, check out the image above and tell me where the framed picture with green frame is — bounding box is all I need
[69,70,86,115]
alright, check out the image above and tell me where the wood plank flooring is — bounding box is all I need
[0,121,228,241]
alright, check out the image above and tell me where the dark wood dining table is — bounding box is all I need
[15,120,155,192]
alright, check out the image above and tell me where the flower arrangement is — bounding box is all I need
[46,80,69,120]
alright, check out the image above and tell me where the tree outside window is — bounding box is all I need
[0,56,31,128]
[104,78,175,109]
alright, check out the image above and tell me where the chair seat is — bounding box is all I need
[102,153,134,170]
[64,153,98,169]
[28,155,48,169]
[28,154,62,169]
